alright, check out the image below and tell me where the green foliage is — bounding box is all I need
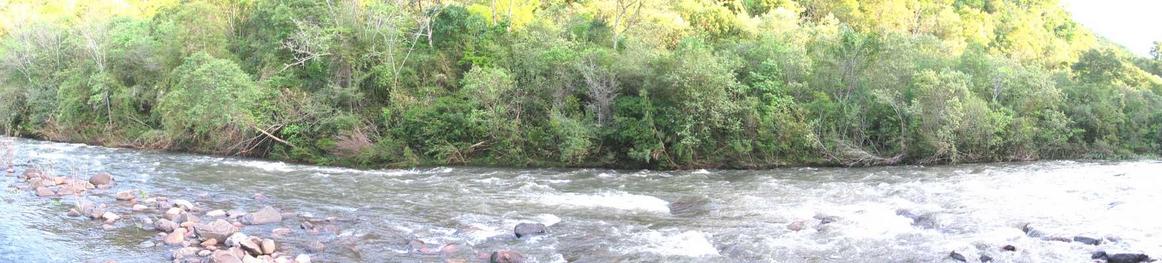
[3,0,1162,169]
[157,52,270,152]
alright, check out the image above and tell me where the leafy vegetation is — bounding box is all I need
[2,0,1161,169]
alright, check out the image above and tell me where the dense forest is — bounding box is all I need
[1,0,1161,169]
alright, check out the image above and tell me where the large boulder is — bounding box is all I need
[243,206,282,225]
[195,219,240,242]
[514,223,547,238]
[89,172,114,186]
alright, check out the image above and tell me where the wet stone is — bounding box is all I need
[949,251,967,262]
[514,223,547,238]
[1073,236,1101,245]
[89,173,113,186]
[244,206,282,225]
[490,250,525,263]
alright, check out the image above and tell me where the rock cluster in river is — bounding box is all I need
[6,163,539,263]
[6,167,323,263]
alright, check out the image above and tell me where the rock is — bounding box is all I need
[787,220,806,231]
[201,238,219,247]
[21,168,44,180]
[242,255,263,263]
[155,219,178,233]
[1002,245,1016,251]
[164,207,183,220]
[101,212,121,223]
[115,191,135,201]
[1074,236,1102,245]
[211,250,243,263]
[137,240,156,248]
[294,254,311,263]
[55,185,78,195]
[172,247,199,260]
[897,209,937,229]
[198,250,212,257]
[164,228,187,245]
[225,233,250,248]
[813,214,840,225]
[490,251,525,263]
[101,224,116,231]
[194,219,239,242]
[514,223,547,238]
[239,238,262,255]
[668,196,710,217]
[1021,223,1044,238]
[261,239,276,255]
[1092,252,1153,263]
[243,206,282,225]
[949,251,967,262]
[172,199,195,211]
[89,172,114,186]
[227,209,247,219]
[34,186,55,197]
[980,254,993,262]
[206,209,227,217]
[305,240,325,253]
[132,204,148,211]
[271,228,292,238]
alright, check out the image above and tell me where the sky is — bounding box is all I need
[1061,0,1162,57]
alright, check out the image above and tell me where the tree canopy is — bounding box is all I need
[2,0,1161,168]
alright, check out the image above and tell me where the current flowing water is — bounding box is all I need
[0,137,1159,262]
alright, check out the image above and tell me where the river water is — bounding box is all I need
[0,137,1159,263]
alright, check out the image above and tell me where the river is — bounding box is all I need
[0,137,1159,262]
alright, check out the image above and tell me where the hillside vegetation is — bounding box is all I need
[2,0,1162,169]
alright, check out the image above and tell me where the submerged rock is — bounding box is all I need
[490,250,524,263]
[34,186,55,197]
[668,196,710,217]
[305,240,326,253]
[980,254,993,262]
[1002,245,1016,252]
[1074,236,1102,246]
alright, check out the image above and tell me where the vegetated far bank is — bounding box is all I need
[2,0,1162,170]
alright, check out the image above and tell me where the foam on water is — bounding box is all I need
[531,191,670,214]
[227,160,295,172]
[627,230,720,257]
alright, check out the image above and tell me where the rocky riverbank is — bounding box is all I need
[5,166,537,263]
